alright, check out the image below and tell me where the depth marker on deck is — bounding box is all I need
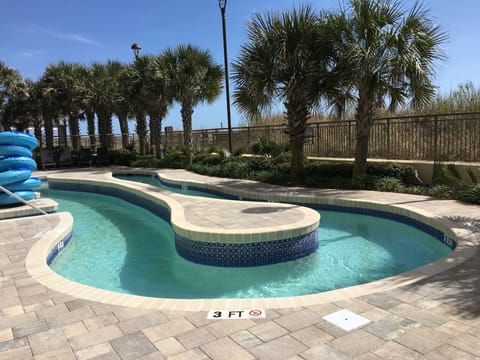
[207,309,266,320]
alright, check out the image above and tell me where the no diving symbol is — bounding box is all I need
[249,309,263,317]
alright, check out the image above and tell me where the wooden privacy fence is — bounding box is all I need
[47,111,480,162]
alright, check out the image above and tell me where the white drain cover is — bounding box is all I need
[322,309,370,331]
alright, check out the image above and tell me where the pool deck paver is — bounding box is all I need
[0,167,480,359]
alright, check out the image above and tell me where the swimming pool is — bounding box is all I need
[43,183,452,299]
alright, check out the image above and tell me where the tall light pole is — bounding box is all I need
[131,43,141,60]
[218,0,233,153]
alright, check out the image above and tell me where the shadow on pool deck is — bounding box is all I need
[407,246,480,320]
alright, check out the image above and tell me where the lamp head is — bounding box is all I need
[131,43,141,51]
[218,0,226,10]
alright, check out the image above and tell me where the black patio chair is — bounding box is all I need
[95,147,110,166]
[78,148,92,167]
[40,149,56,170]
[58,148,73,167]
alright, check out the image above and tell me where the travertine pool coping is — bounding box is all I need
[24,168,480,311]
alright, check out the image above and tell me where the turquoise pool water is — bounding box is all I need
[44,185,451,299]
[114,174,224,198]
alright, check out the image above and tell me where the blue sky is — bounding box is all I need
[1,0,479,134]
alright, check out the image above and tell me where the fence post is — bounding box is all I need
[386,118,390,159]
[433,115,439,161]
[348,121,353,156]
[316,123,320,157]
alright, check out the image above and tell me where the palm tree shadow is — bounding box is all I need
[404,216,480,320]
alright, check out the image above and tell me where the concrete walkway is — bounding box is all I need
[0,168,479,359]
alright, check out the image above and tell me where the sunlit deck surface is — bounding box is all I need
[1,167,479,359]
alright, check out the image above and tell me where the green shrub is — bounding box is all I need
[221,160,251,179]
[428,184,453,198]
[131,148,187,169]
[194,153,226,166]
[162,148,188,167]
[352,174,377,189]
[108,149,136,165]
[367,162,420,185]
[251,137,288,157]
[304,161,353,178]
[248,166,288,184]
[232,148,243,157]
[459,184,480,204]
[245,156,275,172]
[374,177,405,192]
[404,186,429,195]
[304,176,353,189]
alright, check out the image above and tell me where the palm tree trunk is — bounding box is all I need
[286,99,308,184]
[33,120,43,149]
[58,119,68,148]
[181,102,194,165]
[149,115,164,159]
[86,110,96,148]
[43,114,54,149]
[353,126,370,178]
[105,115,113,149]
[135,112,147,155]
[352,94,375,178]
[68,114,80,150]
[117,112,129,148]
[98,110,111,148]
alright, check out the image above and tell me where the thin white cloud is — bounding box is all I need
[22,25,101,47]
[17,49,44,59]
[45,29,101,47]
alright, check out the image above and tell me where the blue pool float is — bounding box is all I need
[0,157,37,172]
[0,169,32,186]
[0,145,32,158]
[0,190,35,205]
[0,131,40,206]
[0,131,38,150]
[5,177,41,192]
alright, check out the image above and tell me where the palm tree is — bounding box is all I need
[232,6,340,183]
[0,61,23,131]
[36,79,59,150]
[88,61,121,149]
[40,61,85,150]
[145,55,174,159]
[77,65,97,148]
[112,64,132,149]
[334,0,447,178]
[120,56,151,155]
[163,44,223,164]
[28,81,45,147]
[2,79,30,131]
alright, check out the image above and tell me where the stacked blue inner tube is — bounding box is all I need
[0,131,41,206]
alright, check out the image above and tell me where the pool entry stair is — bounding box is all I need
[0,131,42,206]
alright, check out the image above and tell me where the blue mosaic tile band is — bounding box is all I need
[46,231,73,265]
[175,229,318,267]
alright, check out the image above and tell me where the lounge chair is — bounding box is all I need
[78,148,92,167]
[95,147,110,166]
[40,149,56,170]
[58,148,73,167]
